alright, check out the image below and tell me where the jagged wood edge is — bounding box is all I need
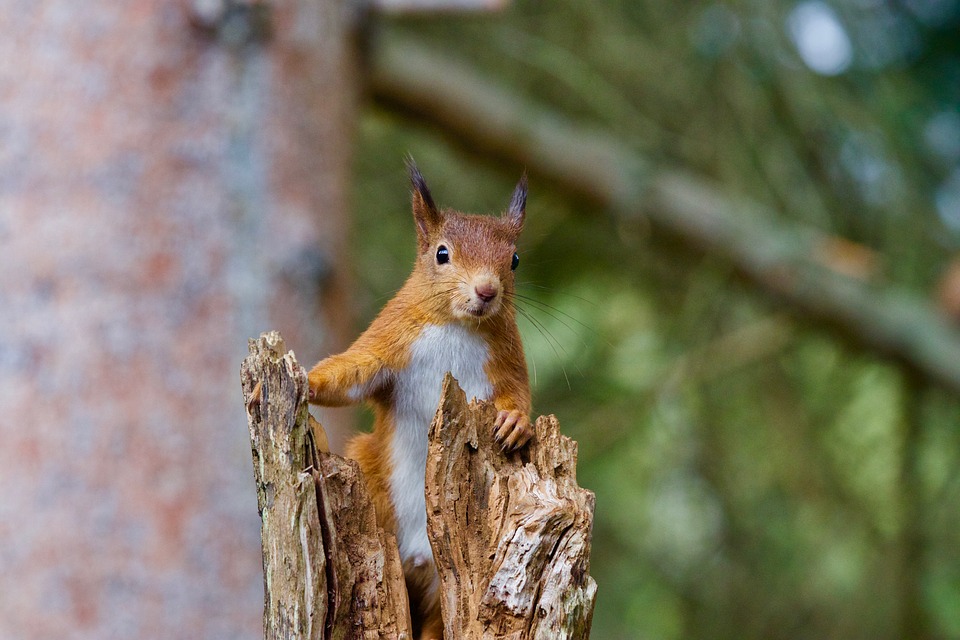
[425,373,597,639]
[242,331,412,640]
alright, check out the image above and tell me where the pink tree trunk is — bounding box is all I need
[0,1,358,637]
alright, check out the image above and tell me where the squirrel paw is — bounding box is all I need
[493,410,533,452]
[307,371,325,404]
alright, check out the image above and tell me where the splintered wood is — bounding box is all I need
[241,332,411,640]
[426,374,597,639]
[242,332,595,639]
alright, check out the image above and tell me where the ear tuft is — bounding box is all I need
[506,172,527,234]
[406,155,436,213]
[405,156,441,244]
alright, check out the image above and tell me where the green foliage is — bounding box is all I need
[352,1,960,637]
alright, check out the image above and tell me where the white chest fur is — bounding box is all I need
[390,323,493,562]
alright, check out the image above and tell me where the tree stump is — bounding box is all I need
[241,331,411,639]
[242,332,596,638]
[426,374,597,639]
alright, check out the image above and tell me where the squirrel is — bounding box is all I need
[307,160,533,639]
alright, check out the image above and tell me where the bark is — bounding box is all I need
[242,331,412,640]
[243,335,595,639]
[426,374,597,640]
[368,35,960,397]
[315,454,412,639]
[0,2,357,636]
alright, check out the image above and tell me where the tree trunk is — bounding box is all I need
[242,334,596,638]
[0,2,357,636]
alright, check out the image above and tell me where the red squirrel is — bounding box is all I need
[307,161,533,639]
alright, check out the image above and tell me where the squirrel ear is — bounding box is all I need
[505,172,527,234]
[406,156,441,244]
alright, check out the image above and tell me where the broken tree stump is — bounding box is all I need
[426,374,597,639]
[241,331,411,640]
[241,332,596,638]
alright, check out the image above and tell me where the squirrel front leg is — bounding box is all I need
[307,349,388,406]
[246,347,387,412]
[488,337,533,451]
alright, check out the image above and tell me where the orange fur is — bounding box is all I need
[307,163,531,639]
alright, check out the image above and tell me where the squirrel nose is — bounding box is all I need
[475,283,499,302]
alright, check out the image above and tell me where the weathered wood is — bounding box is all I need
[425,374,597,639]
[241,331,412,640]
[242,332,324,639]
[315,454,412,639]
[243,334,593,638]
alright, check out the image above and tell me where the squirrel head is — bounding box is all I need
[406,158,526,323]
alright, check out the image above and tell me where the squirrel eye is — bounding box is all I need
[436,245,450,265]
[511,252,520,271]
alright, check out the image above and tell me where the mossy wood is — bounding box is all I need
[242,331,596,639]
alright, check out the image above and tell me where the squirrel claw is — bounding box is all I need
[493,409,532,452]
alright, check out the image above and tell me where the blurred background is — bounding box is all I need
[3,0,960,638]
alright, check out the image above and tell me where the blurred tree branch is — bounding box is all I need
[368,34,960,397]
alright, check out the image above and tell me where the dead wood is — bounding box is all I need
[425,374,597,639]
[241,331,412,640]
[242,333,595,638]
